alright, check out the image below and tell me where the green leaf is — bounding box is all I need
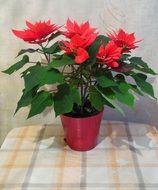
[14,87,38,114]
[16,49,37,57]
[23,65,64,93]
[70,78,84,86]
[89,86,105,111]
[70,86,82,106]
[40,69,64,85]
[54,84,81,116]
[87,35,109,65]
[96,75,117,88]
[43,42,60,54]
[117,92,134,107]
[129,84,144,96]
[136,81,154,97]
[2,55,29,75]
[48,55,76,68]
[21,62,41,77]
[113,76,131,94]
[134,73,147,80]
[119,54,131,62]
[28,91,53,118]
[118,82,130,93]
[113,90,135,107]
[133,65,157,75]
[94,69,113,78]
[96,35,110,45]
[115,75,144,96]
[130,57,148,68]
[132,73,155,98]
[130,57,157,75]
[95,87,125,115]
[98,86,116,100]
[24,65,46,93]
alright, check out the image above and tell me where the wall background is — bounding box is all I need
[0,0,158,145]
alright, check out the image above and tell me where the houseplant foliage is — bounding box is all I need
[3,19,157,119]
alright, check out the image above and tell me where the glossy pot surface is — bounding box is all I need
[60,110,103,151]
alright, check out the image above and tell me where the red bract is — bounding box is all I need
[97,41,122,68]
[75,48,89,64]
[61,41,89,64]
[107,29,140,53]
[12,20,60,44]
[61,19,98,64]
[63,18,98,46]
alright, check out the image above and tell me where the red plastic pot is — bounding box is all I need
[60,110,103,151]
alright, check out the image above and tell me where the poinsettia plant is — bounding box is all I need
[3,19,157,118]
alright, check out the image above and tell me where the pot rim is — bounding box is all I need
[61,107,104,119]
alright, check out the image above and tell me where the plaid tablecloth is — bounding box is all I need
[0,121,158,190]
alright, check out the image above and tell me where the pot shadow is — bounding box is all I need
[99,121,158,156]
[33,124,67,149]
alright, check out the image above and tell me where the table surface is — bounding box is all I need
[0,121,158,190]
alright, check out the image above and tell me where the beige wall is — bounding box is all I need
[0,0,158,145]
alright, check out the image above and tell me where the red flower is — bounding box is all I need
[12,20,60,44]
[60,19,98,64]
[63,18,98,47]
[60,40,89,64]
[75,48,89,64]
[107,29,140,52]
[97,41,122,68]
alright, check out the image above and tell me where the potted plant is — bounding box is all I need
[3,19,157,151]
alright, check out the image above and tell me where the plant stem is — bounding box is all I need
[62,65,66,74]
[40,44,49,63]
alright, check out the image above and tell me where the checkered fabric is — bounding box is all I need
[0,121,158,190]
